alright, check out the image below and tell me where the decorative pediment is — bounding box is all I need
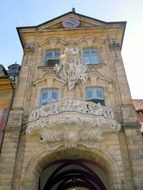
[38,19,104,31]
[37,12,107,31]
[17,11,126,49]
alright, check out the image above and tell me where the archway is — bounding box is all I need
[22,147,121,190]
[40,159,107,190]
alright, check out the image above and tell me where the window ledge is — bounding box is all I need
[87,62,106,70]
[37,65,55,73]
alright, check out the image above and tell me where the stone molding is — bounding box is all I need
[27,99,120,149]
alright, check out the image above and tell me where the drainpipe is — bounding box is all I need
[0,79,15,153]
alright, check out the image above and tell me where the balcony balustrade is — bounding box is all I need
[27,99,120,149]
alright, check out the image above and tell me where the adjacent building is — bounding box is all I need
[0,10,143,190]
[133,99,143,134]
[0,63,20,150]
[0,65,13,150]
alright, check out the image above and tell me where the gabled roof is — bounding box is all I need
[17,11,126,49]
[17,11,106,30]
[37,11,108,27]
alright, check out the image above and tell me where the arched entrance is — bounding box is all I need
[40,159,108,190]
[22,147,121,190]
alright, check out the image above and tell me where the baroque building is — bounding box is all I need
[0,10,143,190]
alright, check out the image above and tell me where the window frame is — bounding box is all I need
[83,48,100,65]
[45,49,60,66]
[85,87,105,105]
[39,88,59,106]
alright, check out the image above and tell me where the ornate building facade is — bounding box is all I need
[0,10,143,190]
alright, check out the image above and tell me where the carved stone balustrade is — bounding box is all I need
[27,99,121,149]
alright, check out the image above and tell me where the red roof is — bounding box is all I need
[133,99,143,111]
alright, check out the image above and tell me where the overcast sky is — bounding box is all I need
[0,0,142,99]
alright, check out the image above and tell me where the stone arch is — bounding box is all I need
[22,146,122,190]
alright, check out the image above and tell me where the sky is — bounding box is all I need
[0,0,143,99]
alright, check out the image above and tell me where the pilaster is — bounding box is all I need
[12,44,35,109]
[0,109,23,190]
[108,40,132,106]
[118,128,135,189]
[124,125,143,189]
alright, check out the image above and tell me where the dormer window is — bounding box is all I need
[85,87,105,105]
[83,48,99,64]
[45,50,60,66]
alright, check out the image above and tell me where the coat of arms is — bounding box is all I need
[54,42,89,90]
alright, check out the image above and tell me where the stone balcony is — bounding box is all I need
[27,99,121,149]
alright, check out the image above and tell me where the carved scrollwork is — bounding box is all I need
[28,99,117,121]
[24,43,35,54]
[23,43,35,66]
[27,99,121,149]
[54,42,89,90]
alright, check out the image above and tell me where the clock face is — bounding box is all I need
[62,17,80,28]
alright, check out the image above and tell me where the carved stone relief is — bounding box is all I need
[25,43,35,54]
[27,99,121,149]
[54,41,89,90]
[85,36,95,46]
[24,43,35,66]
[48,37,58,48]
[36,37,110,87]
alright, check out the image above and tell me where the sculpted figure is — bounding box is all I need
[54,42,89,90]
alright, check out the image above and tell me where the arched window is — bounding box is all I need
[83,48,99,64]
[85,87,105,105]
[40,89,58,106]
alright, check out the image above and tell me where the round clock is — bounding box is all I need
[62,17,80,28]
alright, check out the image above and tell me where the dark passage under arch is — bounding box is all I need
[40,159,108,190]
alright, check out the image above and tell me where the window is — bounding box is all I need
[40,89,58,106]
[85,87,105,105]
[83,48,99,64]
[45,50,60,66]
